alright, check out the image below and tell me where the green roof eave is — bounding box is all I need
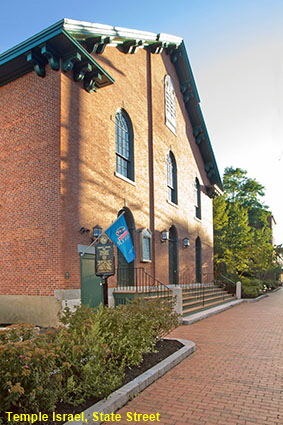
[171,41,222,189]
[0,19,114,89]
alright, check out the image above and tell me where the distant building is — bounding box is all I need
[0,19,222,326]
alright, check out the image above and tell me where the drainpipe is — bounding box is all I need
[146,49,155,279]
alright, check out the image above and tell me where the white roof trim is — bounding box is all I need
[63,18,183,47]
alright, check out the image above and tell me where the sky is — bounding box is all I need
[1,0,282,244]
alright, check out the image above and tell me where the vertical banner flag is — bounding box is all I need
[105,214,136,263]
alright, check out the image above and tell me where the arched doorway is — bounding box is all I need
[195,237,202,283]
[117,207,135,287]
[169,225,178,285]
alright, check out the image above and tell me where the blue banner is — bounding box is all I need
[105,214,136,263]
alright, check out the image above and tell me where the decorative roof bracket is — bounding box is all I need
[62,52,82,71]
[147,41,168,54]
[84,71,102,93]
[73,61,93,81]
[181,81,194,103]
[82,36,113,54]
[118,39,144,54]
[170,50,182,64]
[193,126,205,144]
[40,43,60,70]
[26,50,46,77]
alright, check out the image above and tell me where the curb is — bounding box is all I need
[64,338,196,425]
[242,294,269,303]
[182,299,243,325]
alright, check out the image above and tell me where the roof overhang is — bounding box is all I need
[0,18,222,189]
[0,19,114,92]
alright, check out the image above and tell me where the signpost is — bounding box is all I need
[95,234,115,306]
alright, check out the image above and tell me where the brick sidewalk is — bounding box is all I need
[104,290,283,425]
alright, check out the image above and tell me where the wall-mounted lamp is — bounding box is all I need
[160,230,169,243]
[79,227,90,234]
[93,224,103,239]
[183,237,190,248]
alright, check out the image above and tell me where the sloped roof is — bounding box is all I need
[0,18,222,189]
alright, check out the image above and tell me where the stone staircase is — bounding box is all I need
[182,283,235,317]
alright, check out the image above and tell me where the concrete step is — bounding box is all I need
[183,296,236,317]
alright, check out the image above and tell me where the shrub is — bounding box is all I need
[55,298,178,405]
[0,338,59,420]
[241,277,263,298]
[0,323,38,344]
[0,297,179,415]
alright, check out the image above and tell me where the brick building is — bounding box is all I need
[0,19,222,326]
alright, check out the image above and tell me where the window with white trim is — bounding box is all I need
[115,109,134,181]
[164,75,176,134]
[140,228,152,262]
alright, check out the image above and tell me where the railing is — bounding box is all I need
[113,267,172,305]
[215,274,236,295]
[181,282,227,305]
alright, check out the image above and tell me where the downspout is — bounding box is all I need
[146,49,156,279]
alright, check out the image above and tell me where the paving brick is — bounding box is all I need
[103,290,283,425]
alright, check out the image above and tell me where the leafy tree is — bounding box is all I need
[214,167,277,282]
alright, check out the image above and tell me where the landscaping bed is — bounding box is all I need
[49,338,183,425]
[0,299,180,425]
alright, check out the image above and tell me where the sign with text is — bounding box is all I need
[95,235,115,276]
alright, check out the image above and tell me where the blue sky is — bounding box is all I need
[1,0,283,244]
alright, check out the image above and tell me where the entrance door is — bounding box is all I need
[80,254,103,308]
[169,225,178,285]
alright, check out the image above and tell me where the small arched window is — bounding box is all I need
[195,178,201,219]
[164,75,176,134]
[167,151,178,205]
[115,109,134,181]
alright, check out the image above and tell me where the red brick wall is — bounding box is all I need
[0,44,214,299]
[0,69,63,295]
[60,46,214,288]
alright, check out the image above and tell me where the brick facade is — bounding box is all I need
[0,20,221,326]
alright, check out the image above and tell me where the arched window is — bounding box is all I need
[195,178,201,219]
[115,109,134,181]
[164,75,176,133]
[167,151,178,204]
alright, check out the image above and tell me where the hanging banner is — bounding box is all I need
[105,214,136,263]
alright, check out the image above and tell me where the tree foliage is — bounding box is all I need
[214,167,278,280]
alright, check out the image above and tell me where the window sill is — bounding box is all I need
[115,172,136,186]
[167,199,179,208]
[194,216,202,222]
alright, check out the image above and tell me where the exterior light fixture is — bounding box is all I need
[93,224,103,239]
[183,237,190,248]
[160,230,169,243]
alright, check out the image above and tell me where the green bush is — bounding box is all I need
[0,337,59,419]
[241,277,263,298]
[55,298,179,405]
[0,297,179,419]
[0,323,38,344]
[263,279,280,290]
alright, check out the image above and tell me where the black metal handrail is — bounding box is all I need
[114,267,170,295]
[215,274,236,295]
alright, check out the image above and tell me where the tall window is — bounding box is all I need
[164,75,176,134]
[167,151,178,204]
[115,109,134,181]
[195,178,201,219]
